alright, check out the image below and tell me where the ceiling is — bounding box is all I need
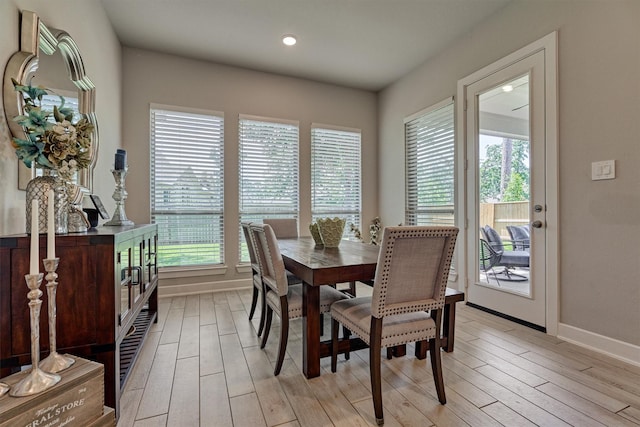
[100,0,512,92]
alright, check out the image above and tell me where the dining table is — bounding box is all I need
[277,237,465,379]
[278,237,379,378]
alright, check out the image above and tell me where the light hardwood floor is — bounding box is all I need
[117,284,640,426]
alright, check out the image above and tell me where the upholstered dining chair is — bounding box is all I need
[251,223,348,376]
[262,218,298,238]
[262,218,302,285]
[241,222,267,336]
[330,226,458,425]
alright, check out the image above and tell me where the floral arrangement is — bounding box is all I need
[370,217,382,245]
[11,78,93,181]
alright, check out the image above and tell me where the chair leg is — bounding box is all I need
[331,317,339,372]
[260,305,273,349]
[248,284,259,320]
[430,309,446,404]
[257,283,267,336]
[348,281,356,297]
[320,313,325,337]
[370,317,384,425]
[274,296,289,376]
[343,326,351,360]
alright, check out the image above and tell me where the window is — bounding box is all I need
[150,107,224,268]
[239,115,299,261]
[405,98,455,226]
[311,125,361,235]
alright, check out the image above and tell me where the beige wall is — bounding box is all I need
[379,0,640,348]
[0,0,122,236]
[121,47,378,294]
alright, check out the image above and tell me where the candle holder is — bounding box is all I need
[104,168,134,226]
[10,273,61,397]
[39,258,75,373]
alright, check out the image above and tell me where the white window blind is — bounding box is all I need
[405,99,455,226]
[150,107,224,268]
[239,116,299,261]
[311,126,361,236]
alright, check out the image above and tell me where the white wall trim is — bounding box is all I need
[557,323,640,368]
[158,278,252,298]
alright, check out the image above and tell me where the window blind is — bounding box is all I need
[239,116,299,261]
[405,100,455,226]
[150,107,224,268]
[311,126,361,236]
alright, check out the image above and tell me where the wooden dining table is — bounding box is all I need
[278,237,465,379]
[278,237,379,378]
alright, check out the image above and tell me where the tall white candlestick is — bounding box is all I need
[47,189,55,259]
[30,199,39,274]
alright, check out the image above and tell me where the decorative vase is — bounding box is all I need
[309,222,323,246]
[316,217,346,248]
[26,170,68,235]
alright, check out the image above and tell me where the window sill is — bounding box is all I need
[159,265,227,279]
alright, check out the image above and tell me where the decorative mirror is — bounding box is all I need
[2,10,98,196]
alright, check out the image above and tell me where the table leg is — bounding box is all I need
[442,301,456,352]
[302,282,320,378]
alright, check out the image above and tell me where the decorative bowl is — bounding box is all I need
[309,222,324,246]
[316,217,346,248]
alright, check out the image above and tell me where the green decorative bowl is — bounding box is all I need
[309,222,323,246]
[316,217,346,248]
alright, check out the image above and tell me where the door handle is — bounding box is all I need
[531,220,544,228]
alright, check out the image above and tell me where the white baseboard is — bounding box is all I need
[158,278,252,298]
[557,323,640,368]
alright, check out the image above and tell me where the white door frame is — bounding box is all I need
[455,31,559,336]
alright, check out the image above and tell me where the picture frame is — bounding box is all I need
[89,194,110,219]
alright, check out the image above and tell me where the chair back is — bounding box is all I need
[481,225,505,253]
[507,225,530,251]
[371,226,458,318]
[263,218,298,238]
[250,223,289,296]
[241,222,258,267]
[479,238,501,271]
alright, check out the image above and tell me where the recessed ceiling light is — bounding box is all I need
[282,35,297,46]
[502,84,514,92]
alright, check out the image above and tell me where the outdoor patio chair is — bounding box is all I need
[481,225,529,280]
[507,225,530,251]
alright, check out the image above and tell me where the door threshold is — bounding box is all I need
[466,302,546,333]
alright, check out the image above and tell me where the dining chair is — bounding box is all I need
[250,223,348,376]
[330,226,458,425]
[262,218,302,286]
[262,218,298,238]
[241,221,267,336]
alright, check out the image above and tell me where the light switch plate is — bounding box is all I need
[591,160,615,180]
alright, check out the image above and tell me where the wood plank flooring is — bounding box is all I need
[117,284,640,426]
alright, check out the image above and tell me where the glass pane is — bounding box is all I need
[477,75,531,296]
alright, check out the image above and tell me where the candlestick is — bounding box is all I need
[39,258,75,373]
[47,190,55,258]
[30,199,39,275]
[104,168,134,226]
[9,273,61,396]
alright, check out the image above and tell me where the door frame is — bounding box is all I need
[455,31,559,335]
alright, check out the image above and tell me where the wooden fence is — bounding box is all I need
[480,201,529,238]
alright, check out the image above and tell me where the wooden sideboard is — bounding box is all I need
[0,224,158,418]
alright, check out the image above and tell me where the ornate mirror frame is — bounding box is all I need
[2,10,99,195]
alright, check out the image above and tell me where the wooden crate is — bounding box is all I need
[0,356,110,427]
